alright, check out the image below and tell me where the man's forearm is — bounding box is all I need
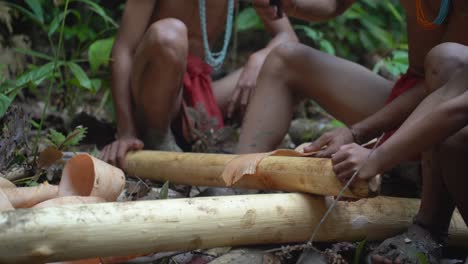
[283,0,354,21]
[111,51,138,138]
[350,84,427,144]
[374,91,468,173]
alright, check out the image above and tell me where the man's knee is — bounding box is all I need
[145,18,188,60]
[269,42,311,68]
[425,42,468,91]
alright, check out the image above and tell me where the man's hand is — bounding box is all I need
[303,127,354,157]
[100,137,144,170]
[252,0,291,19]
[331,143,380,182]
[227,52,266,119]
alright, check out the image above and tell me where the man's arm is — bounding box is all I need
[373,90,468,173]
[101,0,156,168]
[253,0,355,22]
[112,0,156,139]
[350,83,428,144]
[226,7,298,118]
[254,10,298,53]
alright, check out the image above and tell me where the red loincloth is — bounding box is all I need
[179,54,224,143]
[379,72,424,145]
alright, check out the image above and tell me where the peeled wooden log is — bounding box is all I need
[0,194,467,263]
[125,151,370,198]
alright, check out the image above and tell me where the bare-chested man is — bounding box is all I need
[100,0,298,168]
[241,0,468,263]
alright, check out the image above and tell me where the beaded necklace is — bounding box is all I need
[416,0,452,29]
[199,0,235,71]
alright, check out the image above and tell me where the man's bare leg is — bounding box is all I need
[236,43,393,153]
[370,43,468,263]
[212,68,243,115]
[131,18,188,151]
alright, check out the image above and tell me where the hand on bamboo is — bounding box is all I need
[331,143,380,183]
[101,137,144,169]
[303,127,354,157]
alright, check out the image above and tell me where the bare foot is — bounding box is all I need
[143,129,182,152]
[367,224,442,264]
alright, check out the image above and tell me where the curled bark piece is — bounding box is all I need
[59,154,125,202]
[0,188,14,212]
[0,177,15,188]
[33,196,106,209]
[221,149,315,186]
[3,182,59,208]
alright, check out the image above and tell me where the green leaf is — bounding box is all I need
[88,38,114,73]
[24,0,44,23]
[48,10,76,36]
[30,120,41,129]
[295,25,321,41]
[61,126,87,148]
[67,62,92,90]
[91,79,102,92]
[235,7,263,32]
[353,239,367,264]
[159,181,169,200]
[330,119,345,128]
[26,180,39,187]
[5,2,43,25]
[48,129,66,147]
[0,94,13,118]
[16,62,59,88]
[319,40,335,55]
[15,48,54,61]
[72,0,118,27]
[416,253,428,264]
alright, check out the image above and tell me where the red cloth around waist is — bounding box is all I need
[180,54,224,142]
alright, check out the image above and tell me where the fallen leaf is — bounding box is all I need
[37,146,63,169]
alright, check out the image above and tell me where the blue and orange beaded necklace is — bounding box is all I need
[416,0,452,29]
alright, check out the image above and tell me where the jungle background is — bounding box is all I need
[2,0,464,263]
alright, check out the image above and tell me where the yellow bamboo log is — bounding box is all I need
[125,151,369,198]
[0,194,466,263]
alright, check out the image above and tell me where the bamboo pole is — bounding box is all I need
[0,194,466,263]
[125,151,369,198]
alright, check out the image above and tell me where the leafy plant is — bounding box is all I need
[235,0,408,77]
[47,126,87,151]
[0,0,117,118]
[37,126,87,169]
[159,181,170,200]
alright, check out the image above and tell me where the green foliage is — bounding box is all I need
[236,7,263,32]
[47,126,87,150]
[0,0,117,118]
[416,253,429,264]
[236,0,408,76]
[88,37,114,73]
[159,181,170,200]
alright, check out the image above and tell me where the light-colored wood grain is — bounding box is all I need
[0,194,466,263]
